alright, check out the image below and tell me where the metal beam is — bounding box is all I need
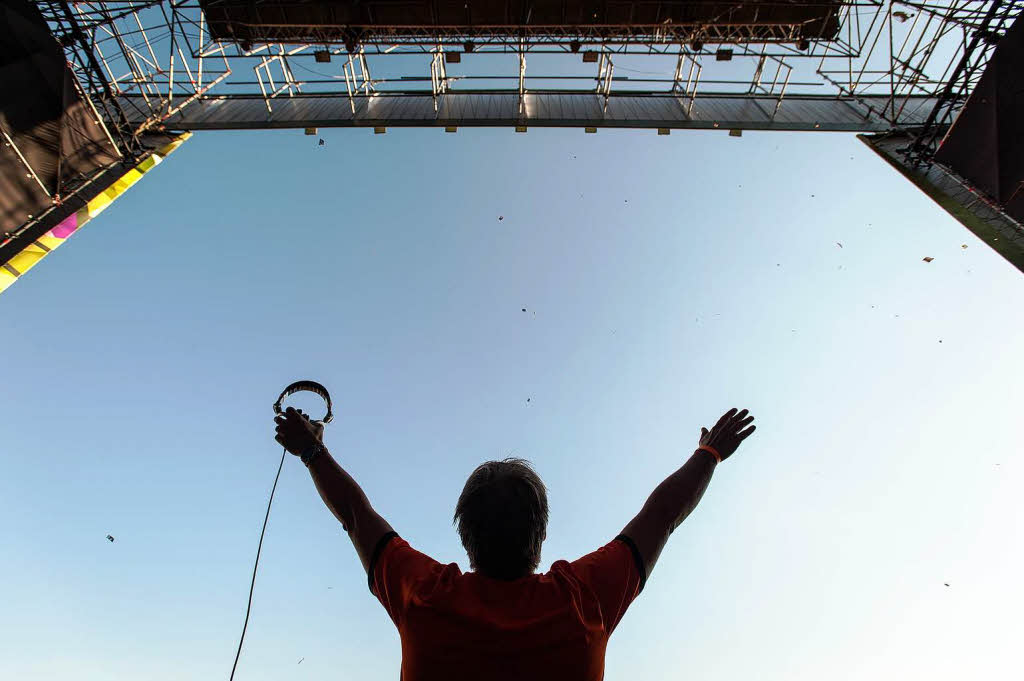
[909,0,1011,159]
[134,93,939,132]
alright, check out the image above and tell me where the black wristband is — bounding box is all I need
[301,442,326,466]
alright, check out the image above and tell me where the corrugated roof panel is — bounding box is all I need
[123,93,936,131]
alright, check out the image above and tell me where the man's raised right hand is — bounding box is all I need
[699,408,756,462]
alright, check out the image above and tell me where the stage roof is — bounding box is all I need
[199,0,843,46]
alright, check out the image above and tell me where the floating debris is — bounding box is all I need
[961,244,968,249]
[106,535,115,542]
[522,308,527,312]
[298,657,304,665]
[923,256,934,262]
[836,242,843,248]
[318,139,325,146]
[893,10,914,22]
[526,398,531,403]
[498,216,504,221]
[943,583,949,587]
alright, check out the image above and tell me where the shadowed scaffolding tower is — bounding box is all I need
[1,0,1022,292]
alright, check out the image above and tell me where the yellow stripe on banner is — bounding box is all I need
[85,192,114,219]
[155,133,191,158]
[87,167,144,218]
[0,132,191,296]
[37,234,64,249]
[9,247,46,274]
[0,268,17,293]
[81,130,192,220]
[136,155,160,173]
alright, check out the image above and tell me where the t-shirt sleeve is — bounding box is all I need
[568,536,646,634]
[369,533,444,626]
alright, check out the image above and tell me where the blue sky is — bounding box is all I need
[1,126,1022,680]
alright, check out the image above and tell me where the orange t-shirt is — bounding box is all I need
[369,533,646,681]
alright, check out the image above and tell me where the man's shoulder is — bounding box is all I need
[539,559,587,589]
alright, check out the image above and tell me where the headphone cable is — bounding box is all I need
[228,447,288,681]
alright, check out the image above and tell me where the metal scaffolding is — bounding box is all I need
[4,0,1019,278]
[33,1,1022,140]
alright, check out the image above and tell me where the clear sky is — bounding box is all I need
[1,126,1022,681]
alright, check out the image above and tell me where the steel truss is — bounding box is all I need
[186,22,823,48]
[907,0,1020,161]
[4,1,1021,283]
[22,1,1019,225]
[31,1,1020,138]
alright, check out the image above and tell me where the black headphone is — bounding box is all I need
[273,380,333,424]
[232,380,335,681]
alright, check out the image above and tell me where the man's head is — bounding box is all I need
[454,457,549,580]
